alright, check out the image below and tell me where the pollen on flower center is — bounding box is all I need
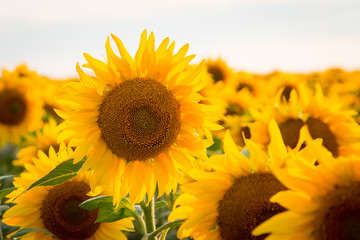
[41,181,100,240]
[217,173,286,240]
[306,117,339,157]
[0,89,27,125]
[98,78,181,161]
[314,182,360,240]
[278,118,304,149]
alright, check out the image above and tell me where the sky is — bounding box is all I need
[1,0,360,78]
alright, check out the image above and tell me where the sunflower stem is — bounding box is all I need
[140,195,157,240]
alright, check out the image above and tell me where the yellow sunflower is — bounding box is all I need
[3,144,133,240]
[205,58,234,85]
[13,118,61,166]
[249,85,306,151]
[39,77,78,122]
[12,64,40,79]
[253,143,360,240]
[56,30,223,204]
[250,84,360,157]
[263,71,306,101]
[0,68,44,146]
[168,120,302,240]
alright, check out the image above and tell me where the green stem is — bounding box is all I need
[140,195,156,240]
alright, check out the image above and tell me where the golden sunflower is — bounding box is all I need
[0,68,44,146]
[12,64,40,79]
[205,58,234,85]
[13,118,61,166]
[263,71,306,101]
[249,85,306,151]
[250,84,360,157]
[56,30,222,204]
[253,143,360,240]
[302,84,360,157]
[3,144,133,240]
[168,120,300,240]
[39,77,77,122]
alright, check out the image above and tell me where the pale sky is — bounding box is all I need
[1,0,360,78]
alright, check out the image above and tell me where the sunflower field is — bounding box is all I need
[0,30,360,240]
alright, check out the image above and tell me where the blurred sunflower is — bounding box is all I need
[168,120,295,240]
[249,86,306,151]
[205,58,234,84]
[12,64,40,79]
[253,143,360,240]
[3,144,133,240]
[40,77,77,122]
[13,118,61,166]
[0,68,44,146]
[250,84,360,157]
[302,84,360,157]
[56,30,222,204]
[263,71,306,101]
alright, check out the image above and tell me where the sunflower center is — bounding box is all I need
[278,118,305,149]
[237,83,254,93]
[314,182,360,240]
[207,65,225,83]
[41,181,100,240]
[280,85,294,102]
[306,117,339,157]
[98,78,181,161]
[0,89,27,125]
[217,173,286,240]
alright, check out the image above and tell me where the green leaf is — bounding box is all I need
[241,149,250,158]
[14,158,85,200]
[0,175,14,182]
[0,205,9,212]
[0,187,17,200]
[154,200,167,209]
[27,158,85,189]
[80,196,137,223]
[141,219,185,240]
[9,228,55,239]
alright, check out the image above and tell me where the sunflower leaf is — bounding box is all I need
[0,175,14,182]
[9,228,55,239]
[154,200,168,209]
[80,196,137,223]
[0,187,17,200]
[0,205,10,212]
[140,219,185,240]
[13,158,85,201]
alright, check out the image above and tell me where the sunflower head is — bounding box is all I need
[253,142,360,240]
[0,68,44,146]
[14,118,61,166]
[56,30,223,204]
[3,144,133,240]
[168,120,303,240]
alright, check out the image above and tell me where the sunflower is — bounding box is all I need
[39,76,77,122]
[249,85,306,151]
[168,120,301,240]
[263,71,307,101]
[205,58,234,85]
[249,84,360,157]
[12,64,40,79]
[56,30,223,204]
[13,118,61,166]
[0,68,44,146]
[3,144,133,240]
[253,142,360,240]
